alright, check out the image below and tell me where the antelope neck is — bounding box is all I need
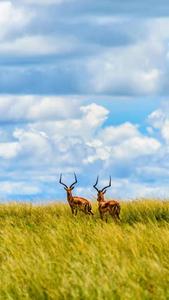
[67,191,74,203]
[97,193,105,203]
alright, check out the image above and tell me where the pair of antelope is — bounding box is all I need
[59,174,120,221]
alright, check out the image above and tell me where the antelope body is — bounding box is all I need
[93,176,120,222]
[59,174,93,216]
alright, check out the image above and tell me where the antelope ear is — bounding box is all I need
[103,189,107,194]
[64,187,67,190]
[71,186,75,190]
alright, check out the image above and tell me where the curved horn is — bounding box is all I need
[101,176,111,192]
[93,176,99,192]
[70,173,77,189]
[59,174,68,188]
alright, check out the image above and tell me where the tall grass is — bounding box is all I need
[0,200,169,300]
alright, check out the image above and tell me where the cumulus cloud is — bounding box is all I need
[13,128,52,163]
[0,96,81,122]
[148,102,169,145]
[84,123,160,164]
[148,108,166,129]
[98,123,139,145]
[29,102,108,141]
[0,96,166,200]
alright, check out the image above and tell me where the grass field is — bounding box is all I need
[0,200,169,300]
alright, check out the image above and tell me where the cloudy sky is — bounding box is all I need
[1,0,169,201]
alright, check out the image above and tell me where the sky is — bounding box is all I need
[1,1,169,201]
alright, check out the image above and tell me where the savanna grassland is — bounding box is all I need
[0,200,169,300]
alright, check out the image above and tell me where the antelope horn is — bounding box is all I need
[101,176,111,192]
[59,174,68,188]
[70,173,77,189]
[93,176,99,192]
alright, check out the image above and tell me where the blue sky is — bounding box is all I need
[1,1,169,201]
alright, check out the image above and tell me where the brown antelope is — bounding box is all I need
[59,173,94,216]
[93,176,120,222]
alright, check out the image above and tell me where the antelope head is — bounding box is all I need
[59,173,77,197]
[93,176,111,202]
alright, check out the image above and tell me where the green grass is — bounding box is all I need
[0,200,169,300]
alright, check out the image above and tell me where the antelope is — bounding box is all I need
[93,176,120,222]
[59,173,94,216]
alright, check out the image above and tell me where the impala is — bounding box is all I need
[59,173,94,216]
[93,176,120,222]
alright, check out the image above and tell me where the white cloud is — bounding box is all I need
[148,108,166,129]
[118,180,169,199]
[0,96,168,200]
[98,123,139,145]
[80,103,109,128]
[161,120,169,143]
[0,181,40,195]
[0,2,77,57]
[82,18,169,95]
[0,35,77,56]
[148,103,169,143]
[0,142,20,159]
[30,102,108,140]
[3,99,160,177]
[84,123,160,164]
[13,128,52,162]
[86,44,161,95]
[113,136,160,161]
[0,99,161,169]
[0,96,80,121]
[0,1,33,40]
[136,165,169,180]
[1,5,169,95]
